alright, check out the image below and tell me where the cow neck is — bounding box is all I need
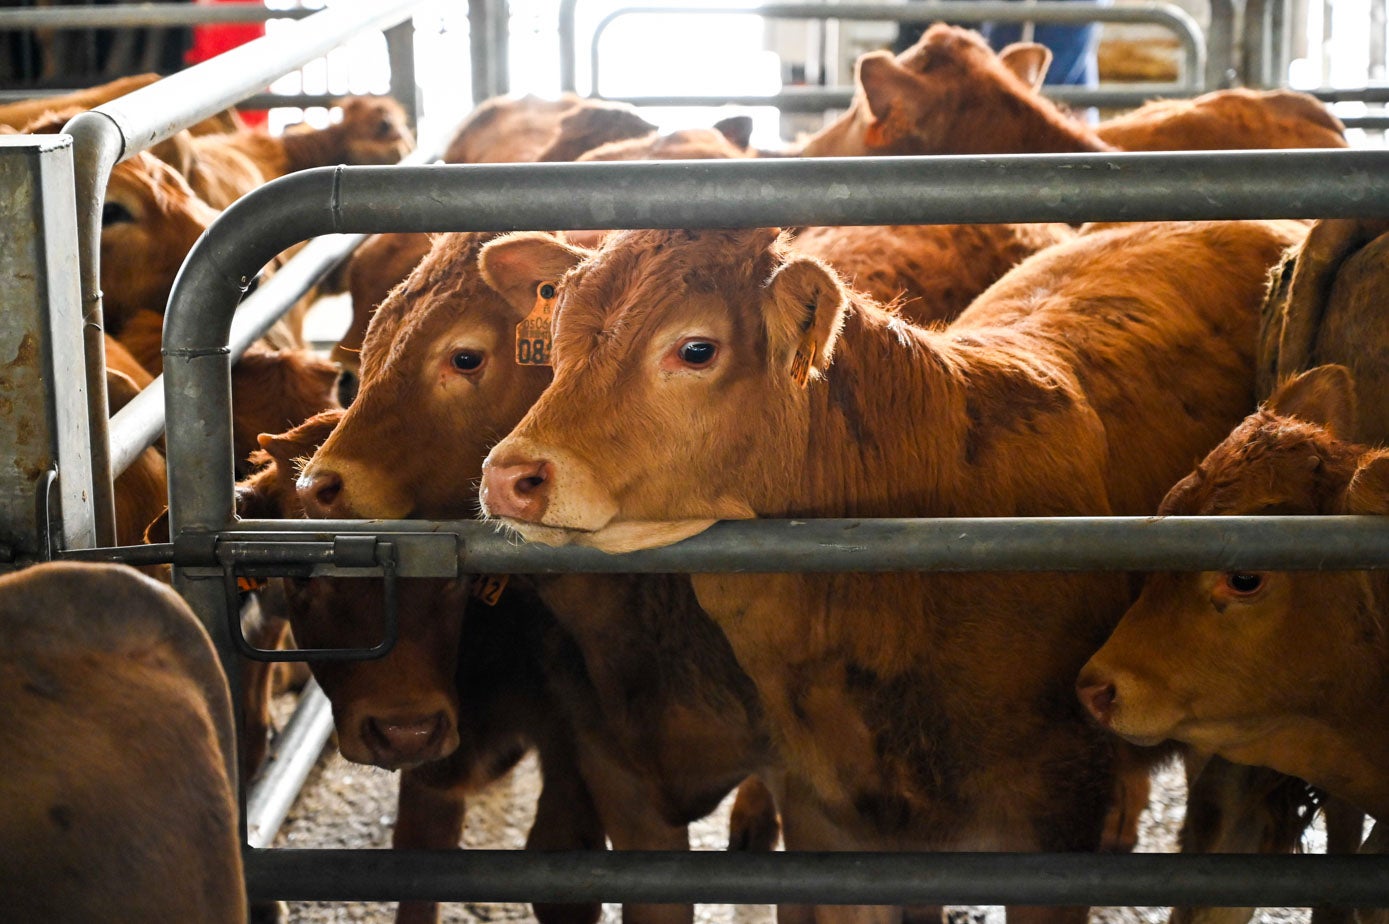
[223,132,292,181]
[987,90,1116,154]
[789,298,1068,519]
[280,125,349,175]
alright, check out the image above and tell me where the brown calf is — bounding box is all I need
[240,411,605,924]
[297,231,779,924]
[478,219,1299,924]
[800,24,1345,157]
[0,562,245,923]
[1078,365,1389,821]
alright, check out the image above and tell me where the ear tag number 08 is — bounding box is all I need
[516,281,558,366]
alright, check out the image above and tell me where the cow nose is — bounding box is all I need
[482,459,552,522]
[361,711,449,767]
[1076,677,1117,726]
[297,470,345,517]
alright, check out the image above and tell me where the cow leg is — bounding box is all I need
[1101,742,1152,853]
[1173,754,1321,924]
[1311,798,1368,924]
[729,776,782,851]
[392,768,467,924]
[529,742,606,924]
[580,747,692,924]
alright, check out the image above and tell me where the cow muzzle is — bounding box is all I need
[351,708,458,770]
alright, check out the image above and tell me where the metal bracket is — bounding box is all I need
[224,537,401,663]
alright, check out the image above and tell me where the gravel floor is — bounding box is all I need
[268,694,1323,924]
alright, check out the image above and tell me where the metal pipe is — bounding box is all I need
[243,849,1389,906]
[587,2,1204,97]
[218,515,1389,574]
[1205,0,1238,87]
[384,19,420,133]
[560,0,580,92]
[597,85,1192,112]
[245,681,335,850]
[0,3,312,29]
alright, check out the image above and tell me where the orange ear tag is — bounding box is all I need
[470,573,509,606]
[515,280,558,366]
[790,336,818,389]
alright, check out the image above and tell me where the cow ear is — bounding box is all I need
[764,256,849,387]
[857,51,917,127]
[1345,453,1389,515]
[713,115,753,151]
[479,232,591,323]
[1268,364,1357,437]
[998,42,1052,91]
[144,508,171,544]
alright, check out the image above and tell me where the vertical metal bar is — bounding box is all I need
[469,0,492,103]
[385,18,421,133]
[489,0,510,97]
[0,137,96,559]
[1267,0,1290,84]
[1206,0,1238,86]
[560,0,579,92]
[1372,0,1387,80]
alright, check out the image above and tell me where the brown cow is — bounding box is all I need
[296,231,780,924]
[334,97,654,376]
[0,73,158,129]
[477,219,1300,924]
[1077,365,1389,822]
[799,24,1345,157]
[0,562,245,923]
[240,410,605,924]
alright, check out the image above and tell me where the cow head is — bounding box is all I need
[331,96,414,166]
[798,24,1053,157]
[241,410,467,770]
[1077,365,1389,778]
[297,232,555,520]
[479,227,849,552]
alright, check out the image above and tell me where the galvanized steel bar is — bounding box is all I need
[586,2,1204,96]
[0,3,311,29]
[243,849,1389,907]
[245,680,335,850]
[222,516,1389,574]
[600,85,1194,112]
[560,0,580,92]
[1206,0,1238,86]
[385,19,421,133]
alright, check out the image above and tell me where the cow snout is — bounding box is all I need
[1076,675,1118,727]
[361,711,451,767]
[481,459,553,522]
[297,470,347,517]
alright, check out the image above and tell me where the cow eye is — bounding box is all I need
[373,118,395,140]
[102,202,135,226]
[1223,572,1265,595]
[451,349,485,374]
[677,340,718,367]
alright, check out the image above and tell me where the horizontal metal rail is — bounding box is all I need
[199,516,1389,575]
[244,849,1389,907]
[587,3,1205,102]
[60,0,426,548]
[598,85,1197,114]
[0,3,313,29]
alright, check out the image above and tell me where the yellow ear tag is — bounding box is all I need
[470,573,509,606]
[515,281,558,366]
[790,335,817,389]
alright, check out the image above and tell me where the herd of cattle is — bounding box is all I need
[4,21,1389,924]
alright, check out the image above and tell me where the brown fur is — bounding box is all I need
[0,562,245,923]
[195,95,413,186]
[1258,218,1389,443]
[1096,88,1348,152]
[478,220,1300,920]
[0,73,158,129]
[298,232,781,922]
[1079,366,1389,821]
[801,24,1345,157]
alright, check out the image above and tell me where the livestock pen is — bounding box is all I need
[5,1,1389,922]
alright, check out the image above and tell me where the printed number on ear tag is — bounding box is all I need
[470,574,509,606]
[516,280,558,366]
[790,337,817,389]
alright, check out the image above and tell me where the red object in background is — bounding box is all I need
[185,0,269,127]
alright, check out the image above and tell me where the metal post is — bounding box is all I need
[385,19,421,133]
[560,0,580,93]
[1206,0,1238,86]
[489,0,510,98]
[0,136,95,561]
[469,0,494,104]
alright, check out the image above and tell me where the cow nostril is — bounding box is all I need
[511,461,550,496]
[1077,680,1118,724]
[312,472,342,509]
